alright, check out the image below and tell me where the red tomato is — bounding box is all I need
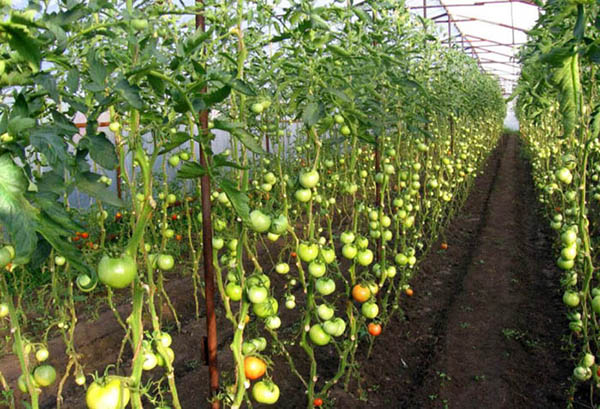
[314,398,323,407]
[368,322,382,336]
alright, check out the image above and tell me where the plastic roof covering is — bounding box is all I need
[404,0,540,95]
[11,0,537,95]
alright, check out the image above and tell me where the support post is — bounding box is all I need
[196,1,220,408]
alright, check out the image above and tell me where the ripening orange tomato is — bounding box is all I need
[352,284,371,303]
[405,288,414,297]
[244,356,266,380]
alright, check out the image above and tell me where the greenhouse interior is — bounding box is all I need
[0,0,599,408]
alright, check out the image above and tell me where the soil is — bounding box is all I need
[0,134,571,409]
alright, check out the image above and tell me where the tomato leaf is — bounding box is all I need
[2,22,41,70]
[177,162,207,179]
[302,101,324,127]
[213,155,246,170]
[115,78,143,109]
[229,79,257,97]
[219,178,250,225]
[86,132,118,170]
[8,116,35,135]
[74,172,124,207]
[38,225,94,276]
[30,126,71,170]
[232,128,267,155]
[159,132,190,155]
[203,85,231,106]
[0,154,39,263]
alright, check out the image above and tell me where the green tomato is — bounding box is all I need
[252,380,280,404]
[226,283,243,301]
[168,155,180,167]
[98,255,137,289]
[561,245,577,261]
[299,170,320,189]
[275,262,290,274]
[557,257,574,270]
[592,296,600,314]
[334,114,344,124]
[242,342,257,355]
[247,286,268,304]
[212,237,224,250]
[157,254,175,271]
[253,297,278,318]
[315,278,336,295]
[356,236,369,249]
[323,318,346,337]
[0,246,15,268]
[561,229,577,246]
[270,214,289,235]
[54,256,66,266]
[17,374,37,393]
[556,167,573,184]
[340,231,355,244]
[131,18,149,30]
[265,315,281,330]
[342,244,357,259]
[33,364,56,387]
[247,274,270,289]
[298,242,319,263]
[142,352,158,371]
[317,304,334,321]
[308,262,326,278]
[563,290,580,307]
[295,188,312,202]
[285,297,296,309]
[573,366,592,381]
[108,122,121,132]
[250,210,272,233]
[35,348,49,362]
[340,125,351,136]
[356,249,374,266]
[86,377,130,409]
[0,303,9,318]
[251,337,267,352]
[361,302,379,319]
[76,274,96,292]
[309,324,331,346]
[251,103,264,114]
[320,247,336,264]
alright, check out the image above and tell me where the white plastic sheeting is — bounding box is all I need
[405,0,539,96]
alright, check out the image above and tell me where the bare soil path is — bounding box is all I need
[353,135,570,409]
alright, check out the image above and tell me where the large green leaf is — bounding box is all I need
[75,172,124,207]
[30,126,70,170]
[1,22,41,69]
[219,178,250,225]
[0,154,39,263]
[302,101,324,127]
[232,129,266,155]
[87,132,118,170]
[177,162,207,179]
[115,78,143,109]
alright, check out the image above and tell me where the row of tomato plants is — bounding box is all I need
[0,1,505,408]
[515,0,600,406]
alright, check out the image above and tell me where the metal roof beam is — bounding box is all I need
[410,0,537,8]
[452,14,529,32]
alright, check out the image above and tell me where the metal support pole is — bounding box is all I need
[196,1,220,408]
[423,0,427,18]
